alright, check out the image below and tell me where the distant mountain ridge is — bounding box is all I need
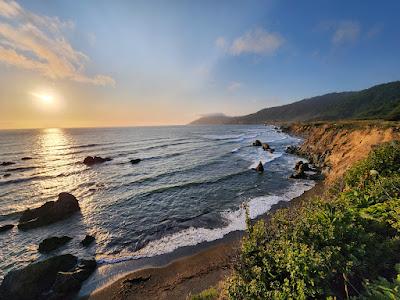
[190,81,400,124]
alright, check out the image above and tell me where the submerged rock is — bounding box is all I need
[18,192,80,230]
[252,140,262,147]
[255,161,264,173]
[0,254,96,300]
[83,156,112,166]
[0,224,14,233]
[3,173,11,178]
[130,158,141,164]
[21,157,33,161]
[81,235,95,247]
[39,236,72,253]
[1,161,15,166]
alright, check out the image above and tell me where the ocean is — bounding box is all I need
[0,125,314,280]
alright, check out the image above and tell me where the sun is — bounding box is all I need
[31,92,55,105]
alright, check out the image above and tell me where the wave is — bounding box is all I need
[5,166,39,172]
[231,147,240,153]
[97,180,315,265]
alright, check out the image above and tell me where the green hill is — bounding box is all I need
[190,81,400,124]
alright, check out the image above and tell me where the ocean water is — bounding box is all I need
[0,125,314,279]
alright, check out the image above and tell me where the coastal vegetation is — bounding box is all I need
[191,81,400,125]
[226,141,400,299]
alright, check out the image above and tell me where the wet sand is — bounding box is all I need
[83,181,326,300]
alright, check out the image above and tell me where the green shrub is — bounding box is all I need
[227,142,400,299]
[188,287,218,300]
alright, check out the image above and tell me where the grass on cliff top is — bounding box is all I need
[285,119,400,131]
[224,141,400,299]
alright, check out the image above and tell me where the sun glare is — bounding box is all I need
[32,92,55,105]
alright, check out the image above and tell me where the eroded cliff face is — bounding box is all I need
[284,121,400,183]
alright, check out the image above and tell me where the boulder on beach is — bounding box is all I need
[18,192,80,230]
[83,156,112,166]
[39,236,72,253]
[252,140,262,147]
[81,235,95,247]
[0,254,96,300]
[255,161,264,173]
[1,161,15,166]
[0,224,14,233]
[130,158,141,165]
[21,157,33,161]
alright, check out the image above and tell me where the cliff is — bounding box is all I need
[284,120,400,183]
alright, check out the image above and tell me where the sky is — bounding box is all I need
[0,0,399,129]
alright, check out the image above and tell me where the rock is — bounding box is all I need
[1,161,15,166]
[3,173,11,178]
[39,236,72,253]
[267,148,275,153]
[285,145,300,155]
[81,235,95,247]
[0,254,77,300]
[255,161,264,173]
[0,224,14,233]
[130,158,141,164]
[18,192,80,230]
[0,255,96,300]
[252,140,262,147]
[49,259,97,299]
[262,143,270,151]
[21,157,33,161]
[123,275,151,286]
[83,156,112,166]
[294,161,310,173]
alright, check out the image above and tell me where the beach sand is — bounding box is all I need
[83,182,326,300]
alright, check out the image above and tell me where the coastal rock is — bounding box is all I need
[130,158,141,164]
[39,236,72,253]
[81,235,95,247]
[1,161,15,166]
[0,255,96,300]
[255,161,264,173]
[285,145,300,155]
[0,224,14,233]
[21,157,33,161]
[49,259,97,299]
[83,156,112,166]
[262,143,270,151]
[0,254,77,300]
[252,140,262,147]
[18,192,80,230]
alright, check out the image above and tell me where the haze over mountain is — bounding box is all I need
[191,81,400,124]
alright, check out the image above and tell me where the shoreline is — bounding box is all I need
[81,181,326,300]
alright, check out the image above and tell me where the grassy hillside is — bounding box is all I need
[225,141,400,299]
[191,81,400,124]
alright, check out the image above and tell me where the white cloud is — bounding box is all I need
[216,28,284,56]
[0,0,115,86]
[230,28,283,55]
[227,81,242,92]
[331,21,360,45]
[366,24,383,39]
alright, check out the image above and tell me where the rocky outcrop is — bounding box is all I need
[81,235,95,247]
[83,156,112,166]
[1,161,15,166]
[283,121,400,183]
[252,140,262,147]
[0,224,14,233]
[0,254,96,300]
[262,143,270,151]
[255,161,264,173]
[39,236,72,253]
[130,158,141,164]
[18,193,80,230]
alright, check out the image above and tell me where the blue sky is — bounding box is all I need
[0,0,399,128]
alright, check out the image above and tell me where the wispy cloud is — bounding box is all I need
[227,81,242,92]
[0,0,115,86]
[331,21,360,45]
[216,28,284,56]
